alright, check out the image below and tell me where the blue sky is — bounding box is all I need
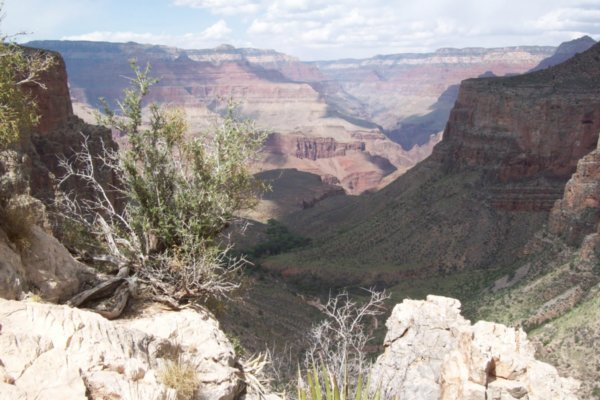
[3,0,600,60]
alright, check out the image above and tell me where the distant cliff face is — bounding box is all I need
[27,40,429,195]
[314,46,555,150]
[434,43,600,211]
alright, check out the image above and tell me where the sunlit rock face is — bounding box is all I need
[370,295,580,400]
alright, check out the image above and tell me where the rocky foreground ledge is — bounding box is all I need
[371,295,580,400]
[0,300,244,400]
[0,295,580,400]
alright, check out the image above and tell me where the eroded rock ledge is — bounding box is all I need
[0,300,243,400]
[370,295,580,400]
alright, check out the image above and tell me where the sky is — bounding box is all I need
[3,0,600,60]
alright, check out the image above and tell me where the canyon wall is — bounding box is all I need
[549,136,600,245]
[27,41,427,195]
[434,43,600,211]
[314,46,556,150]
[28,41,565,198]
[266,43,600,295]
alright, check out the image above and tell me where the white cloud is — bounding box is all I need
[27,0,600,60]
[171,0,262,15]
[200,19,232,39]
[241,0,600,59]
[62,31,164,43]
[534,6,600,31]
[62,26,236,50]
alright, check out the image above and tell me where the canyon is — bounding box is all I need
[255,40,600,398]
[0,46,586,400]
[270,40,600,277]
[28,40,556,203]
[1,30,596,399]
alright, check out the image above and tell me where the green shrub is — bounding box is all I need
[250,219,311,258]
[0,29,54,148]
[58,61,268,303]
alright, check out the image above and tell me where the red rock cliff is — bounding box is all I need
[25,49,73,134]
[294,137,365,160]
[21,50,119,207]
[434,43,600,210]
[549,135,600,246]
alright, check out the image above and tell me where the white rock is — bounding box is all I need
[370,295,580,400]
[0,299,244,400]
[122,308,243,400]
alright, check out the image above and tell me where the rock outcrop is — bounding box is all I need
[0,49,119,301]
[434,42,600,211]
[294,137,366,160]
[24,48,73,134]
[370,296,579,400]
[549,133,600,246]
[0,300,244,400]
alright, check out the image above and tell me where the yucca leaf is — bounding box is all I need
[354,374,363,400]
[312,364,323,400]
[298,366,307,400]
[307,369,318,400]
[333,375,341,400]
[321,362,333,400]
[373,387,381,400]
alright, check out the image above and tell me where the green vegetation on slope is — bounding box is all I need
[260,163,546,300]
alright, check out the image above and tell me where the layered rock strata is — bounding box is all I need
[434,42,600,211]
[27,40,421,195]
[314,46,555,140]
[371,296,579,400]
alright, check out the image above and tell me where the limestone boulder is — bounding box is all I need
[20,225,84,302]
[0,299,245,400]
[122,308,244,400]
[371,295,580,400]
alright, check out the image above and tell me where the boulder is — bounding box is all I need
[0,299,244,400]
[121,308,244,400]
[20,225,84,302]
[0,228,25,299]
[371,295,580,400]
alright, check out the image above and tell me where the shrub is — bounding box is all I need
[57,61,267,304]
[0,25,54,148]
[297,362,385,400]
[249,219,311,258]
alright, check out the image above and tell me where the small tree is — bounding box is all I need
[58,61,267,307]
[0,9,54,148]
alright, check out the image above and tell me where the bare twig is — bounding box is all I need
[305,289,390,388]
